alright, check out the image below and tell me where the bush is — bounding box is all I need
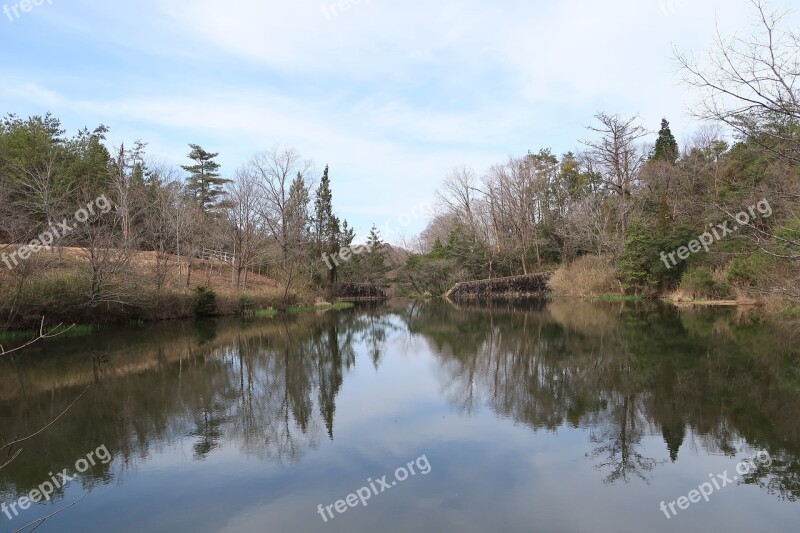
[679,267,735,300]
[618,219,689,294]
[549,255,620,297]
[194,286,218,317]
[728,254,776,287]
[239,295,255,316]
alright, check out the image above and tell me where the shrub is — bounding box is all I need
[239,295,255,316]
[679,267,735,300]
[549,255,620,297]
[194,286,218,317]
[618,219,689,294]
[728,254,776,287]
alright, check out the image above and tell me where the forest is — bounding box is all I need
[0,0,798,328]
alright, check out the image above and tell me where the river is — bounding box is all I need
[1,299,798,532]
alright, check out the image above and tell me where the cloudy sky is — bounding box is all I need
[1,0,794,241]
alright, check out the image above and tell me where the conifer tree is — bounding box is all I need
[181,144,228,213]
[363,224,389,285]
[314,165,342,283]
[651,119,679,164]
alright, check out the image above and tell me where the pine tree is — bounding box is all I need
[181,144,228,213]
[363,224,390,285]
[314,165,342,284]
[431,237,446,258]
[366,224,382,251]
[651,119,679,164]
[339,219,355,250]
[286,172,311,246]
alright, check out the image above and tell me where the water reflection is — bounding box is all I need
[403,299,800,496]
[0,299,799,530]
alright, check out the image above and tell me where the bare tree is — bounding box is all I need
[582,113,648,235]
[248,146,313,305]
[226,168,267,290]
[142,162,182,289]
[72,183,137,306]
[676,0,800,161]
[437,166,482,231]
[485,157,546,273]
[110,141,147,246]
[676,0,800,300]
[175,194,205,289]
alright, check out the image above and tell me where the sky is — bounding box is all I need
[0,0,796,242]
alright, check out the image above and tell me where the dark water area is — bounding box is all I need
[0,299,799,532]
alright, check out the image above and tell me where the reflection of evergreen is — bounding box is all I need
[662,424,685,463]
[2,300,800,502]
[398,299,800,494]
[191,406,226,460]
[318,326,343,440]
[0,311,379,500]
[194,319,219,346]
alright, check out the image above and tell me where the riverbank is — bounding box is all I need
[441,254,797,315]
[0,246,341,330]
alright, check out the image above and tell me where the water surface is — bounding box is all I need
[1,300,799,532]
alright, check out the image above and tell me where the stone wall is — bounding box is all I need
[446,273,553,300]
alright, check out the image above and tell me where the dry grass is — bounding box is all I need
[549,255,621,297]
[0,245,280,293]
[0,245,292,326]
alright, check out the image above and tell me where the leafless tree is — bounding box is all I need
[437,166,482,231]
[485,157,547,273]
[8,147,70,233]
[110,142,147,246]
[226,168,267,290]
[676,0,800,161]
[143,162,182,289]
[582,113,648,235]
[248,146,313,305]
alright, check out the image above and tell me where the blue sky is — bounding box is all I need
[1,0,795,242]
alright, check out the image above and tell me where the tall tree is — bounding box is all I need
[582,113,648,235]
[314,165,342,284]
[651,119,679,164]
[249,146,312,305]
[362,224,389,285]
[181,144,227,213]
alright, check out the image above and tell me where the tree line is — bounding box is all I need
[403,1,799,303]
[0,120,391,324]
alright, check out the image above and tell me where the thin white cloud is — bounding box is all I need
[2,0,796,240]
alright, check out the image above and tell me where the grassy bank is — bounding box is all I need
[0,248,331,330]
[545,254,796,313]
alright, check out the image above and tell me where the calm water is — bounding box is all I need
[1,300,799,532]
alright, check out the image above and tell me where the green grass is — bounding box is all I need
[248,302,355,318]
[0,324,95,343]
[253,308,279,318]
[780,307,800,317]
[587,294,645,302]
[287,302,355,315]
[287,305,317,314]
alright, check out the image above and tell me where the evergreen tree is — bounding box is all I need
[651,119,679,164]
[618,220,660,294]
[314,165,342,284]
[339,219,355,250]
[363,224,390,285]
[181,144,227,213]
[431,237,446,258]
[287,172,311,244]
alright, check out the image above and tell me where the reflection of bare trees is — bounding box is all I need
[0,311,380,508]
[741,449,800,502]
[402,299,800,490]
[587,392,659,484]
